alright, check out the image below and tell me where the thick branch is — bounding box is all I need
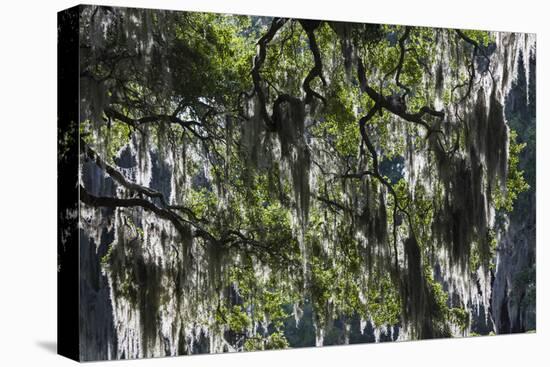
[80,185,191,237]
[104,107,209,140]
[251,18,288,127]
[82,144,295,264]
[82,141,203,222]
[357,58,444,135]
[359,104,382,172]
[384,27,412,97]
[299,19,327,105]
[395,27,411,96]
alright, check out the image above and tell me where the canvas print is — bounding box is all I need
[57,4,536,361]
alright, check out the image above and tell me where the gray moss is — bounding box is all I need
[274,97,311,231]
[77,16,535,356]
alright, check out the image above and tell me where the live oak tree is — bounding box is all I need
[74,6,534,357]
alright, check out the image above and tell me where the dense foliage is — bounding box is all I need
[75,6,535,358]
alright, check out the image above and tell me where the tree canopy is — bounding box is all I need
[76,6,535,358]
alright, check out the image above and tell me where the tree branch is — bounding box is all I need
[357,58,444,135]
[455,30,478,102]
[251,18,288,127]
[299,19,327,105]
[80,185,191,237]
[104,107,210,141]
[384,27,412,97]
[82,140,204,223]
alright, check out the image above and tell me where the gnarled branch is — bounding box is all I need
[251,18,288,127]
[299,19,327,105]
[357,58,444,136]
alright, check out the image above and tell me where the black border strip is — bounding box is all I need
[57,4,80,362]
